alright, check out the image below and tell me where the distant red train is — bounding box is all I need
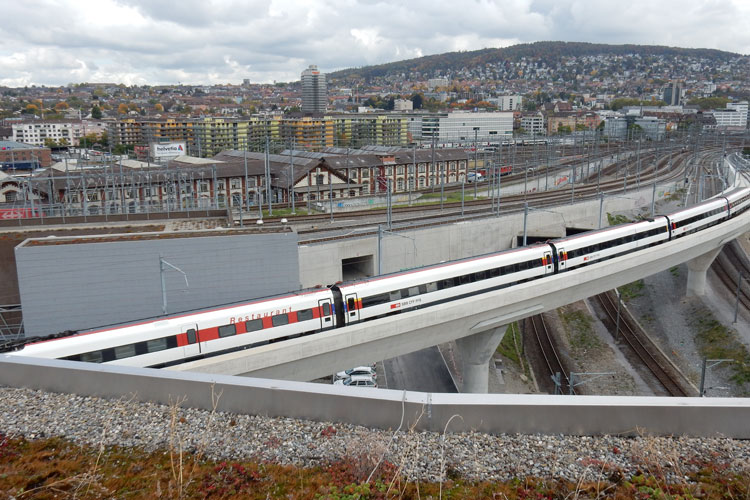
[477,165,512,178]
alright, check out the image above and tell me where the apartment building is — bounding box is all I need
[9,120,108,147]
[520,112,546,136]
[416,111,514,144]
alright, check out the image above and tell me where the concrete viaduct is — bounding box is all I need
[170,164,750,393]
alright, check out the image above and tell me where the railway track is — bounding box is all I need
[294,152,693,243]
[256,147,698,228]
[526,314,574,395]
[712,240,750,313]
[595,291,693,397]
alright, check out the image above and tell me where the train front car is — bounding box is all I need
[549,217,670,272]
[335,244,554,325]
[666,197,729,238]
[9,288,337,368]
[725,187,750,218]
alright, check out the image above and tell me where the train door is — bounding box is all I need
[181,324,201,357]
[543,250,554,274]
[344,293,360,324]
[318,298,334,330]
[557,247,568,271]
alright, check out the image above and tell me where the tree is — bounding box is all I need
[154,103,164,112]
[54,102,69,112]
[410,93,423,110]
[117,103,128,114]
[24,104,39,114]
[44,138,58,148]
[91,105,103,119]
[687,96,730,110]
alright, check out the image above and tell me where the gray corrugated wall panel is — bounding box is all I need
[2,356,750,438]
[15,233,299,336]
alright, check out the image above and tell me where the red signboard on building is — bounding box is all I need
[0,208,35,219]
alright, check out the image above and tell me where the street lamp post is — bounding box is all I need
[473,127,479,199]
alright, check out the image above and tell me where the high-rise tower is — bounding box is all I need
[662,81,682,106]
[301,65,327,113]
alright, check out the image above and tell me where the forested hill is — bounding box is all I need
[328,41,744,82]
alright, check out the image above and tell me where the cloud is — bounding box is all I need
[0,0,748,86]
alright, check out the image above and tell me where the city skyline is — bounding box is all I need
[1,0,750,87]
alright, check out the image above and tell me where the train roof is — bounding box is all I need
[1,285,332,352]
[336,242,550,288]
[549,216,666,244]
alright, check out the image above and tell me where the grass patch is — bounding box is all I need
[669,266,680,277]
[618,280,645,301]
[692,311,750,392]
[560,308,600,351]
[2,433,748,499]
[418,192,487,202]
[667,187,685,202]
[497,322,522,364]
[253,207,310,217]
[607,213,633,226]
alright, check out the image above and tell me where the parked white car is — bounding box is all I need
[466,172,484,183]
[333,374,378,388]
[335,366,377,381]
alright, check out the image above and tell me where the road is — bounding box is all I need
[383,346,457,393]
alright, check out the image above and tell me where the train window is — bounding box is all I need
[425,282,438,293]
[459,274,472,285]
[81,351,103,363]
[490,268,501,278]
[474,271,487,281]
[362,293,389,307]
[186,329,197,344]
[297,308,313,321]
[408,286,420,296]
[401,288,412,298]
[438,279,452,290]
[389,290,401,301]
[114,344,136,359]
[245,319,263,332]
[147,338,168,352]
[322,303,331,316]
[219,324,236,337]
[272,314,289,327]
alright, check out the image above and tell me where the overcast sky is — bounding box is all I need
[1,0,749,87]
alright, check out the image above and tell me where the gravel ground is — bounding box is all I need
[2,386,750,482]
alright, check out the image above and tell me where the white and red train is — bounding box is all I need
[6,186,750,368]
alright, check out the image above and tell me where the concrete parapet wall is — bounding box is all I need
[1,355,748,438]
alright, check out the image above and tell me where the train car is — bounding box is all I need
[725,187,750,218]
[549,217,670,272]
[333,244,554,325]
[8,288,337,367]
[666,197,729,239]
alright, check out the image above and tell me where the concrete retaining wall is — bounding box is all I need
[16,231,299,336]
[299,180,682,287]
